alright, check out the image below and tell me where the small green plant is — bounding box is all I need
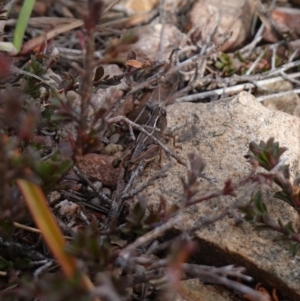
[240,138,300,256]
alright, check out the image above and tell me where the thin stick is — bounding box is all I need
[120,215,182,257]
[279,71,300,86]
[122,160,146,196]
[14,222,41,233]
[9,65,56,89]
[128,123,135,141]
[102,0,121,16]
[175,72,300,102]
[256,89,300,102]
[271,44,277,70]
[245,50,265,75]
[73,166,113,205]
[121,163,172,200]
[239,23,264,55]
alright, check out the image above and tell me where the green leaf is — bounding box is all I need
[13,0,36,52]
[278,218,284,229]
[30,55,44,75]
[219,53,230,64]
[0,256,12,270]
[236,51,247,63]
[274,191,293,207]
[59,160,73,174]
[289,242,300,256]
[285,221,296,234]
[126,197,147,224]
[215,61,224,70]
[33,151,73,191]
[254,191,267,214]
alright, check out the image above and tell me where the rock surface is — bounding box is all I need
[136,92,300,299]
[179,279,233,301]
[260,80,300,118]
[188,0,255,51]
[122,23,184,60]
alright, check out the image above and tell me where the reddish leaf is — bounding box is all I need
[125,59,143,69]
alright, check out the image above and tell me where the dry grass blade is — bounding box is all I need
[16,179,100,301]
[21,19,83,55]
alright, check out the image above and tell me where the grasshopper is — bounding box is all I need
[113,105,167,171]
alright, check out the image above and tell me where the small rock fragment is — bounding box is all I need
[102,187,112,198]
[90,197,101,207]
[188,0,255,51]
[260,80,300,117]
[179,279,233,301]
[76,153,120,188]
[87,181,103,194]
[109,133,120,144]
[55,200,79,217]
[100,143,123,156]
[47,190,61,205]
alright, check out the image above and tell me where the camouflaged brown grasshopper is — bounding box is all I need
[113,105,167,171]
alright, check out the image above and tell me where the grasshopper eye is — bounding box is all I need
[160,108,166,116]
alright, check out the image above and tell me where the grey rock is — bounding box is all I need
[90,197,101,207]
[87,181,103,194]
[137,92,300,299]
[102,187,112,198]
[47,190,61,205]
[110,133,121,144]
[179,279,234,301]
[260,80,300,118]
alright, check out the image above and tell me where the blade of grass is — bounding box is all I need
[17,179,99,300]
[17,179,75,277]
[13,0,36,52]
